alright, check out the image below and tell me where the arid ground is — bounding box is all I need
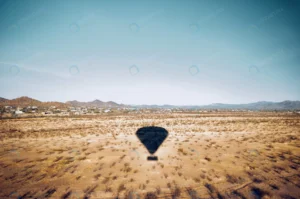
[0,112,299,199]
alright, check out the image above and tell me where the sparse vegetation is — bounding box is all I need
[0,111,299,198]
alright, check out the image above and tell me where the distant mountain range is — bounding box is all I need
[134,101,300,110]
[66,100,124,108]
[0,97,125,108]
[1,96,300,110]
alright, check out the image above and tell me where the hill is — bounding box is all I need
[0,96,68,108]
[0,97,8,103]
[66,99,123,108]
[0,97,124,108]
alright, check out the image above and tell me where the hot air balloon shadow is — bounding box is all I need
[136,126,168,161]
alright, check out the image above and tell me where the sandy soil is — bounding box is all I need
[0,112,299,199]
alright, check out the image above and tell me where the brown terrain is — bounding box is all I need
[0,97,68,109]
[0,97,124,108]
[0,112,299,199]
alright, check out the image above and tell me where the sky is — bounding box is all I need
[0,0,299,105]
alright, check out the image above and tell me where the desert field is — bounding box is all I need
[0,112,299,199]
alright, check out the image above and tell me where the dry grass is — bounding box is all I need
[0,111,299,198]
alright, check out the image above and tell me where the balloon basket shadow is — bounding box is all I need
[147,156,158,161]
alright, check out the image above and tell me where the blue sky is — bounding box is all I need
[0,0,299,105]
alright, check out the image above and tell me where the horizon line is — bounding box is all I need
[1,96,299,107]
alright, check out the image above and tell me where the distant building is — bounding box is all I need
[104,109,111,113]
[14,110,23,115]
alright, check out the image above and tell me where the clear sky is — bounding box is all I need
[0,0,299,105]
